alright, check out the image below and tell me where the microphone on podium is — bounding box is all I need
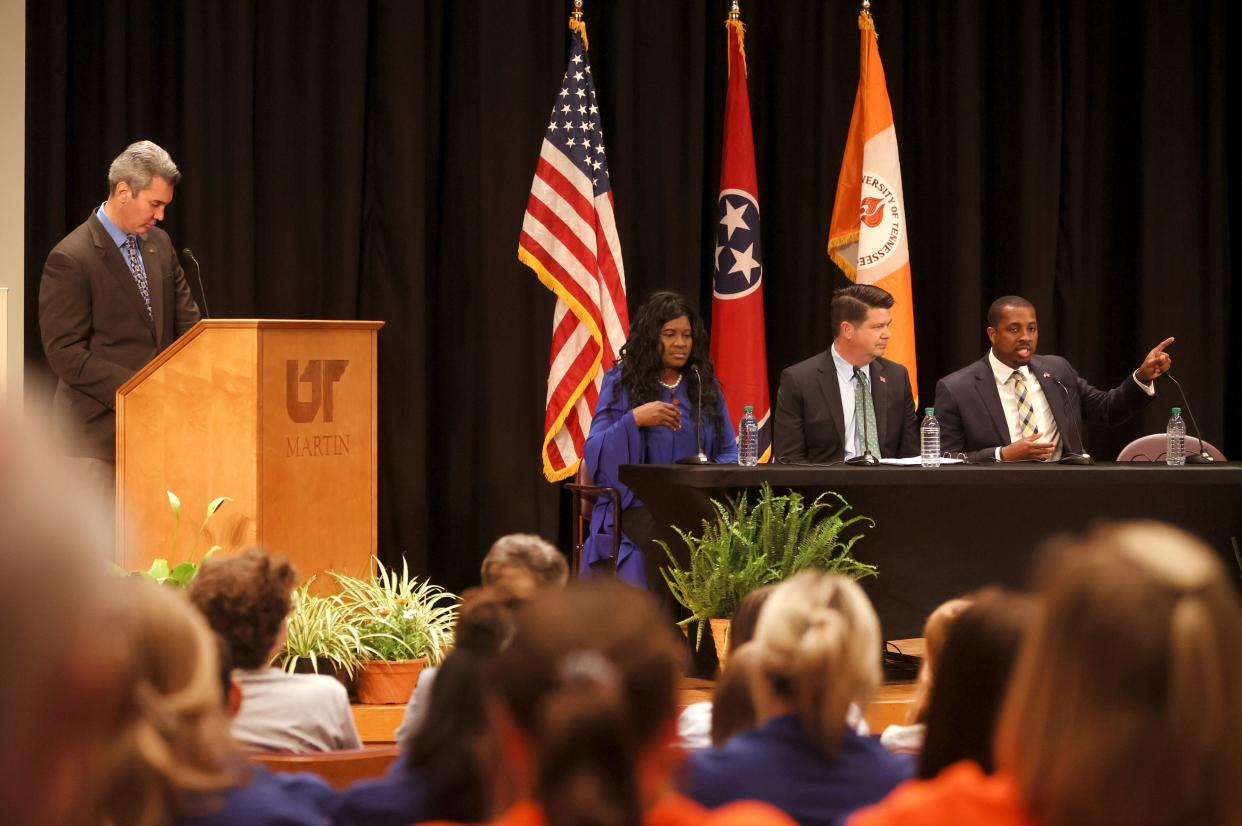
[181,248,211,319]
[1164,372,1215,464]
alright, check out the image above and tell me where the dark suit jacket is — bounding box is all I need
[39,213,200,460]
[774,349,920,463]
[934,352,1153,463]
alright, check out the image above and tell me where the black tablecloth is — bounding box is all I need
[619,462,1242,639]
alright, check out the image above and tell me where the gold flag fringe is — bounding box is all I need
[569,17,590,51]
[725,18,748,76]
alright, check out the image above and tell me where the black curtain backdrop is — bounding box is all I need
[25,1,1240,593]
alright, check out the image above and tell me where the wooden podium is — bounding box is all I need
[116,319,383,582]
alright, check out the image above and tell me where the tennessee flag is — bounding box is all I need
[711,9,771,460]
[827,8,917,399]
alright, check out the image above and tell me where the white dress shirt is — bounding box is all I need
[831,344,871,460]
[988,350,1062,461]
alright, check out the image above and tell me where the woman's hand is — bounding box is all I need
[632,401,681,431]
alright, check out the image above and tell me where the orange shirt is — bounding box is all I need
[421,793,797,826]
[847,761,1037,826]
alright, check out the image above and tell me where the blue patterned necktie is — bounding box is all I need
[123,234,153,319]
[853,368,881,458]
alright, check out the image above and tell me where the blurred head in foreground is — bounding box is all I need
[487,578,685,826]
[0,411,116,825]
[997,522,1242,826]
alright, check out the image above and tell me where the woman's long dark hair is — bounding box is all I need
[617,290,727,440]
[405,589,525,821]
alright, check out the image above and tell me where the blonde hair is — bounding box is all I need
[96,578,243,826]
[752,570,881,754]
[998,521,1242,826]
[908,596,973,723]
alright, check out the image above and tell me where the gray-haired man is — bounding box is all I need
[39,140,201,493]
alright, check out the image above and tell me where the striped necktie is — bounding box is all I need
[1009,370,1039,439]
[853,368,881,458]
[123,234,153,319]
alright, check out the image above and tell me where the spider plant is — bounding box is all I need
[331,557,458,665]
[275,579,374,678]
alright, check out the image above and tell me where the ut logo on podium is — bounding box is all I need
[286,359,349,423]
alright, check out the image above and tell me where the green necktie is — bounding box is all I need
[853,368,881,459]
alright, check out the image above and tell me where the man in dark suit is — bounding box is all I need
[775,284,919,463]
[39,140,201,492]
[934,295,1173,463]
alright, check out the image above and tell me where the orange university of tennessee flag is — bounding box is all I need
[827,7,917,400]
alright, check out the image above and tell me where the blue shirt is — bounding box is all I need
[681,714,912,826]
[176,765,337,826]
[332,758,432,826]
[96,202,148,274]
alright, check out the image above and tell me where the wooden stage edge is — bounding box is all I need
[352,638,925,744]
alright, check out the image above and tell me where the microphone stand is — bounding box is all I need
[845,367,879,466]
[1165,372,1214,464]
[1050,375,1094,465]
[676,365,712,465]
[181,248,212,319]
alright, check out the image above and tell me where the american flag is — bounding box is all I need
[518,27,628,482]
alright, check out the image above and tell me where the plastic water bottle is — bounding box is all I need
[1166,407,1186,466]
[921,407,941,468]
[738,406,758,467]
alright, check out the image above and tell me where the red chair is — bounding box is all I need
[1116,434,1226,462]
[564,464,621,576]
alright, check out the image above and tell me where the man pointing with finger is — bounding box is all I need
[934,296,1172,463]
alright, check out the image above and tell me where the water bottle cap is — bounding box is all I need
[744,405,753,413]
[925,407,934,415]
[1172,407,1181,415]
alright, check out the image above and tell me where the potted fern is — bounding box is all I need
[660,483,876,663]
[331,557,458,704]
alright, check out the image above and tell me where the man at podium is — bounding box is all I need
[38,140,200,496]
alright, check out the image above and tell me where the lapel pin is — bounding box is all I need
[1042,372,1051,379]
[878,375,887,383]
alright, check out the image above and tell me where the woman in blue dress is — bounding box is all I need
[581,290,738,587]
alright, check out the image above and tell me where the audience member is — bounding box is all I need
[681,571,911,825]
[0,415,118,825]
[678,585,774,748]
[189,548,362,752]
[423,578,796,826]
[849,522,1242,826]
[707,643,764,747]
[917,588,1035,778]
[879,596,973,757]
[334,586,527,825]
[396,533,568,742]
[97,576,335,826]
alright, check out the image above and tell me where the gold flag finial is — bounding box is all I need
[728,0,741,22]
[859,0,876,33]
[570,0,589,50]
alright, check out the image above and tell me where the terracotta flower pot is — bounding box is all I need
[709,618,732,669]
[354,658,426,704]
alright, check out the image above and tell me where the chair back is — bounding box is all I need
[1116,433,1226,462]
[252,745,401,789]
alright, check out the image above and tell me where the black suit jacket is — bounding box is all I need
[39,213,201,460]
[934,353,1153,463]
[774,350,920,463]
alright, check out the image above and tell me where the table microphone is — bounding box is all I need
[676,365,712,465]
[1048,374,1094,465]
[181,248,211,319]
[1164,372,1214,463]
